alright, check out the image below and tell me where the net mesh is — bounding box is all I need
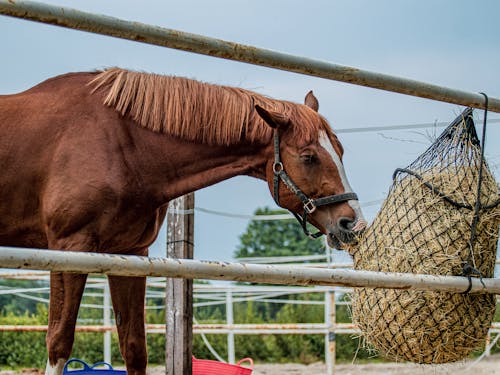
[348,108,500,364]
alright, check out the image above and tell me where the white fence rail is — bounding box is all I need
[0,247,499,293]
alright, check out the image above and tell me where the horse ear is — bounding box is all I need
[304,90,319,112]
[255,105,289,129]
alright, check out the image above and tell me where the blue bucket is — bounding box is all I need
[63,359,126,375]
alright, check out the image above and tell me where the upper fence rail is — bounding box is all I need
[1,0,500,113]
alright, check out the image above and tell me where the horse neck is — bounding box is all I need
[136,132,271,204]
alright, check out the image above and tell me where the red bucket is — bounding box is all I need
[192,356,253,375]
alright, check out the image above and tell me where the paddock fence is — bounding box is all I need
[1,270,499,367]
[0,1,499,374]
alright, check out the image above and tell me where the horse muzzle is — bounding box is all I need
[327,216,367,249]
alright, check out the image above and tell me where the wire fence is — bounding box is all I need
[1,260,499,369]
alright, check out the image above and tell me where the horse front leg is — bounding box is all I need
[45,272,88,375]
[108,274,147,375]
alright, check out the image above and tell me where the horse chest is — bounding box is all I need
[98,202,167,253]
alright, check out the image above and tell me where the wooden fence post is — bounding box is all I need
[166,193,195,375]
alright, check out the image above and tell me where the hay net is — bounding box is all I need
[349,108,500,364]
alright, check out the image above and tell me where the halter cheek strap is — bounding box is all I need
[272,130,358,238]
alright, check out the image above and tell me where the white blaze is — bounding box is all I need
[319,132,366,230]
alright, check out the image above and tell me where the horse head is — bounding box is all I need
[256,91,366,248]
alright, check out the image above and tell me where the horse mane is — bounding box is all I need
[89,68,333,145]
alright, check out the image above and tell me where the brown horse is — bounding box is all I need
[0,68,365,375]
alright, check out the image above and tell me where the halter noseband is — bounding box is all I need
[272,129,358,239]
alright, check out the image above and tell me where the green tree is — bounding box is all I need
[234,207,325,258]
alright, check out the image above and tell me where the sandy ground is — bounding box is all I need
[2,355,499,375]
[248,356,500,375]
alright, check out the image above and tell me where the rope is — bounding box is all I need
[462,95,490,292]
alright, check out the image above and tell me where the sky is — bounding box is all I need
[1,0,499,264]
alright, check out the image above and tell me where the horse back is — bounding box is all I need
[0,72,104,186]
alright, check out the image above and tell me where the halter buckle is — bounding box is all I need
[304,199,316,214]
[273,162,284,174]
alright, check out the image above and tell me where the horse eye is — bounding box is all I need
[300,154,317,164]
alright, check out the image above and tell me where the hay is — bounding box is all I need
[347,108,500,364]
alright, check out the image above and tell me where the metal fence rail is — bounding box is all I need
[1,247,499,293]
[1,0,500,112]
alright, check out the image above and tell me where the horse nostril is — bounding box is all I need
[337,217,355,232]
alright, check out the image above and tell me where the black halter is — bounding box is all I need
[272,129,358,238]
